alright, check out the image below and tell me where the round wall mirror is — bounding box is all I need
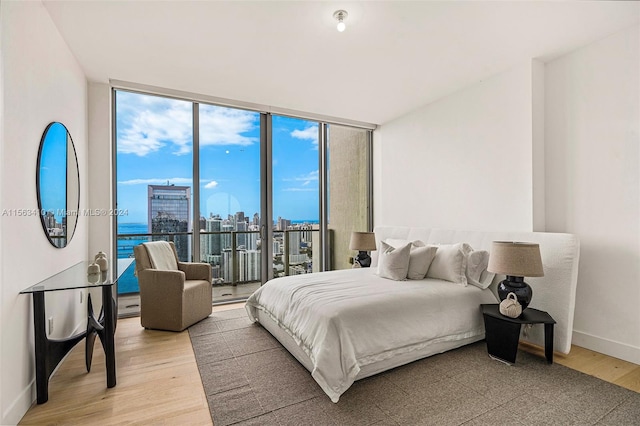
[36,122,80,248]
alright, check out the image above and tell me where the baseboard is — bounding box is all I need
[2,379,35,426]
[572,330,640,365]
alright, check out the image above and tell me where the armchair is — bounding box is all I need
[133,241,212,331]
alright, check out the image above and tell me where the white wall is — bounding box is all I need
[374,25,640,364]
[88,83,113,261]
[374,62,537,232]
[0,1,88,423]
[545,25,640,363]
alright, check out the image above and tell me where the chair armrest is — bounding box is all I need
[138,269,186,295]
[178,262,212,283]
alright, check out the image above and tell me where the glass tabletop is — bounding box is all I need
[20,258,134,294]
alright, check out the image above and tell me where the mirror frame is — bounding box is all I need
[36,122,80,248]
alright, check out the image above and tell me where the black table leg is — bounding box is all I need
[32,292,85,404]
[102,285,117,388]
[484,314,522,364]
[85,293,102,372]
[33,292,48,404]
[544,323,554,364]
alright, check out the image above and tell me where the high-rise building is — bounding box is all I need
[239,250,260,282]
[236,221,247,249]
[247,224,260,250]
[234,211,245,227]
[221,223,233,250]
[288,229,301,255]
[277,216,291,231]
[201,216,222,261]
[148,184,191,260]
[222,249,233,282]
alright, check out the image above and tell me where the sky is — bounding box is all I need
[116,91,320,224]
[39,122,68,221]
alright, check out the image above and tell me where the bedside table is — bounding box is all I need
[481,304,556,364]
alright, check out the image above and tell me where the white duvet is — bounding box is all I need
[245,268,497,402]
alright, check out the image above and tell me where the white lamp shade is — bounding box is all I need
[487,241,544,277]
[349,232,376,251]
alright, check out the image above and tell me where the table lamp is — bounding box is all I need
[349,232,377,267]
[487,241,544,310]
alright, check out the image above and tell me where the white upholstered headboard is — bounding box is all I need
[372,226,581,354]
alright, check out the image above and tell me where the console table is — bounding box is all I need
[20,259,130,403]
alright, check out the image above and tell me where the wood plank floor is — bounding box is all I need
[20,303,640,425]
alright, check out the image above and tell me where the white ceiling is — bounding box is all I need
[43,1,639,125]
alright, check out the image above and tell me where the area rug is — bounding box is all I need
[189,309,640,426]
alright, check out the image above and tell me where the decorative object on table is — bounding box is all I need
[87,262,101,284]
[488,241,544,310]
[349,231,377,267]
[499,292,522,318]
[95,251,108,271]
[87,262,100,276]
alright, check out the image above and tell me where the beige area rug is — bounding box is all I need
[189,309,640,426]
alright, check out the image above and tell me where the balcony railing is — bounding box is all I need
[116,229,317,295]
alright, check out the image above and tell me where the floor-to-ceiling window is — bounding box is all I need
[198,104,262,301]
[115,91,193,300]
[271,115,320,277]
[113,88,373,314]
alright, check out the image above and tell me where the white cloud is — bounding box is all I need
[116,92,259,157]
[118,177,193,185]
[283,170,319,186]
[117,95,192,157]
[200,105,258,147]
[291,125,319,142]
[204,180,219,189]
[283,187,317,192]
[281,170,319,192]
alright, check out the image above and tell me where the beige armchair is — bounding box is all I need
[133,241,212,331]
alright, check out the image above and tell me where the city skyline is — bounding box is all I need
[116,91,321,224]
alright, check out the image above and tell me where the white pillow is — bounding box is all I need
[377,241,411,281]
[426,243,473,285]
[384,239,436,280]
[407,245,438,280]
[385,239,423,249]
[465,250,494,289]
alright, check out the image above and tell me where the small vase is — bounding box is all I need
[87,262,100,276]
[95,252,108,271]
[96,257,108,272]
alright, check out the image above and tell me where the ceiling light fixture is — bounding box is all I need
[333,9,348,32]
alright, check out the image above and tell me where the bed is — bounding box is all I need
[245,226,580,403]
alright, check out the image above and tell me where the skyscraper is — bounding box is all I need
[148,184,191,260]
[201,216,222,261]
[277,216,291,231]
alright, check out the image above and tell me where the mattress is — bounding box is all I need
[245,268,497,402]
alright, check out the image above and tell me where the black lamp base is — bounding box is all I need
[355,251,371,268]
[497,276,532,310]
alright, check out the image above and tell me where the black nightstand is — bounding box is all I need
[481,304,556,364]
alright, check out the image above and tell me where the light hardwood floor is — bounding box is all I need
[20,303,640,425]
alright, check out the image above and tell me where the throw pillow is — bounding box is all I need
[426,243,473,285]
[377,241,411,281]
[466,250,494,289]
[407,245,438,280]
